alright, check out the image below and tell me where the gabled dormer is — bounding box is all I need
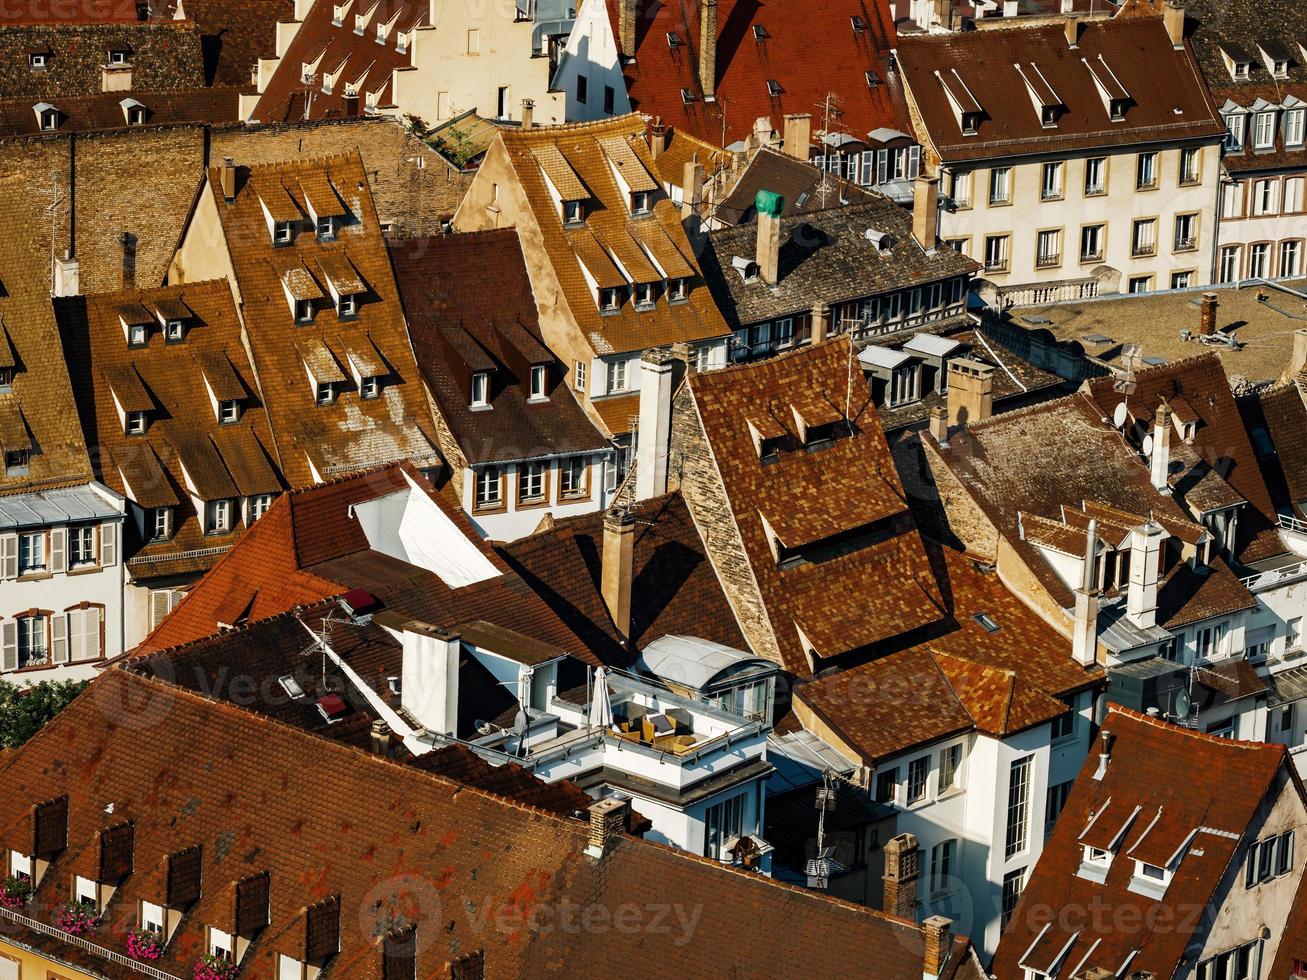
[345,344,385,400]
[934,68,984,136]
[33,102,58,131]
[1082,55,1132,121]
[199,351,246,426]
[298,339,345,407]
[280,264,324,324]
[154,295,193,342]
[532,144,590,227]
[255,180,303,247]
[1258,40,1292,79]
[317,252,365,318]
[1014,62,1064,129]
[1218,41,1254,81]
[104,364,154,436]
[298,172,348,240]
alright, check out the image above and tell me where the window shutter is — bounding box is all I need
[0,533,16,580]
[860,150,874,186]
[1,621,16,671]
[151,590,172,629]
[99,523,117,567]
[86,607,102,661]
[876,149,888,185]
[52,612,69,664]
[908,145,922,179]
[50,527,66,574]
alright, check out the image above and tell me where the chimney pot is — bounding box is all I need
[923,916,953,979]
[810,301,830,345]
[369,719,390,755]
[1200,291,1218,337]
[1126,522,1165,630]
[755,190,784,286]
[220,157,237,203]
[912,174,940,253]
[584,797,630,859]
[520,98,534,130]
[601,509,636,639]
[635,348,682,500]
[650,117,666,159]
[1064,17,1079,48]
[782,113,812,160]
[1150,403,1172,493]
[681,159,705,219]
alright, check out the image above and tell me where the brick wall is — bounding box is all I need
[667,383,784,667]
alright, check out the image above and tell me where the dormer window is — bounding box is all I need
[0,366,13,391]
[851,15,867,31]
[634,282,656,309]
[315,382,335,406]
[1084,845,1113,869]
[1110,98,1129,121]
[9,851,32,882]
[108,49,129,66]
[5,449,29,476]
[74,875,100,912]
[961,111,982,135]
[274,221,294,245]
[127,322,147,347]
[338,293,357,318]
[39,106,58,131]
[218,399,241,425]
[1233,60,1251,79]
[766,80,783,98]
[29,53,46,70]
[317,215,335,240]
[295,299,314,324]
[207,926,233,961]
[680,88,696,104]
[668,277,688,303]
[206,499,233,535]
[599,287,623,313]
[165,319,185,342]
[125,411,148,435]
[563,200,584,225]
[140,900,165,935]
[470,371,490,408]
[752,25,769,41]
[529,364,547,401]
[631,190,652,215]
[359,375,379,399]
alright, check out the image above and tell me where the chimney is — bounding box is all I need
[1286,328,1307,381]
[756,191,784,286]
[922,916,952,980]
[1064,17,1079,48]
[882,833,920,920]
[782,113,812,160]
[400,624,461,736]
[1163,0,1185,48]
[369,719,390,755]
[928,405,949,445]
[1126,521,1165,631]
[601,509,635,639]
[810,301,830,345]
[946,359,995,428]
[520,98,534,130]
[617,0,636,56]
[698,0,717,100]
[1092,730,1115,781]
[650,118,666,159]
[53,250,80,298]
[635,348,681,500]
[584,797,630,859]
[1002,0,1017,14]
[1072,519,1100,668]
[1199,291,1218,337]
[912,174,939,253]
[934,0,954,30]
[681,158,704,219]
[1150,402,1172,493]
[220,156,237,203]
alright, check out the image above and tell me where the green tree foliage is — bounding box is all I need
[0,679,88,749]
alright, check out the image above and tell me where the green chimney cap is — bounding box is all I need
[755,190,785,217]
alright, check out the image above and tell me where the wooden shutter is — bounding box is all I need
[908,144,922,179]
[235,872,270,937]
[304,897,340,962]
[166,846,202,908]
[99,822,133,883]
[86,607,102,660]
[51,612,69,664]
[49,527,66,574]
[1,621,16,671]
[381,927,417,980]
[876,149,888,186]
[0,533,16,580]
[150,590,174,629]
[99,523,117,567]
[33,797,68,858]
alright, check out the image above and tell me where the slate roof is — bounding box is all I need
[499,491,748,665]
[795,544,1101,763]
[607,0,907,148]
[0,87,242,135]
[713,147,877,226]
[56,279,284,579]
[487,115,729,361]
[1084,353,1285,563]
[1246,382,1307,520]
[991,708,1293,980]
[250,0,426,122]
[701,197,978,328]
[686,337,945,675]
[898,17,1224,163]
[202,152,437,486]
[1181,0,1307,174]
[388,230,609,466]
[0,668,984,979]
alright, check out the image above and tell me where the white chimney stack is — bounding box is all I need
[1126,521,1166,631]
[400,624,461,736]
[1150,402,1172,494]
[635,348,681,501]
[1071,519,1099,667]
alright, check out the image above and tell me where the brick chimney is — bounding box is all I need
[923,916,952,980]
[520,98,534,130]
[601,509,635,639]
[1163,0,1185,48]
[699,0,717,100]
[681,158,704,219]
[1072,518,1100,667]
[220,156,237,203]
[882,832,920,920]
[650,118,666,159]
[913,174,939,253]
[636,348,681,500]
[1150,402,1172,493]
[369,719,390,755]
[946,359,994,428]
[618,0,636,56]
[810,301,830,345]
[584,797,629,859]
[782,113,811,160]
[756,193,783,286]
[1126,521,1166,631]
[400,624,461,736]
[1199,291,1218,337]
[928,405,949,445]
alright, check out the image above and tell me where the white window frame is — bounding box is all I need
[470,371,490,407]
[315,381,335,406]
[1254,111,1277,150]
[151,507,173,541]
[207,499,232,535]
[474,467,502,509]
[529,364,547,400]
[1005,755,1033,859]
[68,525,95,568]
[18,531,44,573]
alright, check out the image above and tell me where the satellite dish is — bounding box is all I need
[512,710,528,736]
[1142,434,1154,457]
[1112,402,1128,429]
[1174,688,1192,719]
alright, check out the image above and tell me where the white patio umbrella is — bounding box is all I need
[589,666,615,731]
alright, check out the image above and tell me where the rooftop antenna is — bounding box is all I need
[814,92,847,209]
[45,172,67,298]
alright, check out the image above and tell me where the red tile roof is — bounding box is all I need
[685,336,944,674]
[992,707,1294,980]
[608,0,906,148]
[0,668,986,979]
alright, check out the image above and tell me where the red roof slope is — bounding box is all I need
[992,708,1293,980]
[610,0,906,148]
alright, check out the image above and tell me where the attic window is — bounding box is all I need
[316,215,335,240]
[1273,59,1290,78]
[563,199,584,225]
[529,364,547,400]
[315,382,335,406]
[38,106,58,131]
[278,674,306,699]
[599,286,623,313]
[338,293,358,318]
[851,15,867,31]
[865,70,880,88]
[668,277,688,303]
[126,411,147,436]
[973,612,1000,633]
[631,190,652,215]
[752,25,769,40]
[680,88,696,104]
[961,111,982,136]
[5,449,29,476]
[360,375,379,399]
[470,371,490,408]
[218,399,241,425]
[766,80,783,98]
[107,49,129,66]
[1233,60,1251,79]
[1110,98,1129,122]
[140,901,165,935]
[127,322,147,347]
[634,282,656,309]
[1042,104,1060,127]
[274,221,294,245]
[165,319,185,342]
[28,53,46,70]
[295,299,314,324]
[0,366,12,391]
[666,32,683,48]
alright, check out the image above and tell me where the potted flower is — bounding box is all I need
[127,926,165,961]
[56,900,99,935]
[0,876,31,909]
[193,953,240,980]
